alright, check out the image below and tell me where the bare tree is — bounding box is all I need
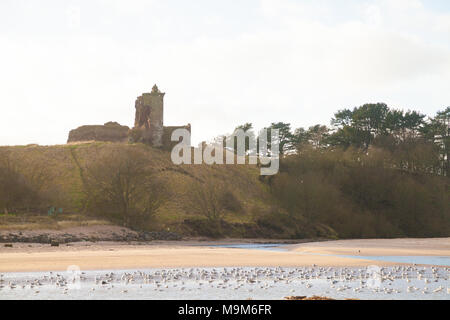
[187,178,228,232]
[82,147,165,229]
[0,150,42,214]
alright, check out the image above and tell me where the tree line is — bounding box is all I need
[226,104,449,177]
[220,104,449,238]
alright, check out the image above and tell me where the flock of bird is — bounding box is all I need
[1,265,449,299]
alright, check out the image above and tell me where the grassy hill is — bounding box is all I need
[1,142,325,239]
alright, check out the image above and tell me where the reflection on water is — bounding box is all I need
[0,266,448,300]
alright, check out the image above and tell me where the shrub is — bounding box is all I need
[0,151,42,213]
[219,190,243,212]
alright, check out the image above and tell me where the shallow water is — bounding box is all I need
[1,266,448,300]
[212,243,450,266]
[341,255,450,267]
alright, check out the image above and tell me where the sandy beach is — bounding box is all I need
[293,238,450,256]
[0,238,449,272]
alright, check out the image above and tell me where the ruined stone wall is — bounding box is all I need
[67,122,129,143]
[162,124,191,151]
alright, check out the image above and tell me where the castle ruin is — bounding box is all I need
[67,85,190,150]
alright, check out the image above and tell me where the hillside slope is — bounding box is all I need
[1,143,329,239]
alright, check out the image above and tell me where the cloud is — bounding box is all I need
[0,0,449,146]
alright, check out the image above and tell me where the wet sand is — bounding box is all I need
[1,238,448,272]
[293,238,450,256]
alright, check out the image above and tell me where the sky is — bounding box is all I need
[0,0,450,146]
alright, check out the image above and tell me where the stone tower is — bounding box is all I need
[134,84,165,147]
[67,84,191,148]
